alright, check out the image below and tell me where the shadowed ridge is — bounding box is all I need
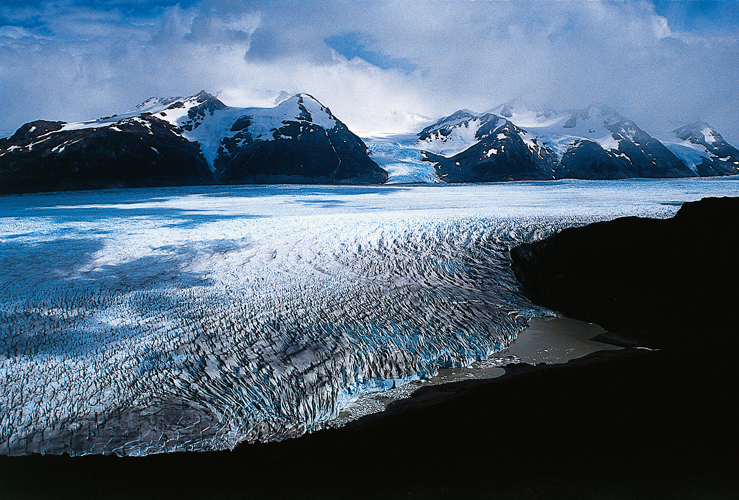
[511,196,739,349]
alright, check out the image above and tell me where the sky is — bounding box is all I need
[0,0,737,144]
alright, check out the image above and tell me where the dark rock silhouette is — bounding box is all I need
[0,117,211,194]
[511,196,739,348]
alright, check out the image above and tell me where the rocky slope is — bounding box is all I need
[0,92,387,194]
[421,113,556,182]
[510,196,739,348]
[420,103,738,182]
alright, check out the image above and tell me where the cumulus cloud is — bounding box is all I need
[0,0,737,144]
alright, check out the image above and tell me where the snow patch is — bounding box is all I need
[420,117,494,157]
[489,104,561,128]
[596,134,620,151]
[296,94,338,130]
[701,126,719,145]
[61,120,117,132]
[661,136,710,172]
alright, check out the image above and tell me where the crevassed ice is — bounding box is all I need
[1,179,738,456]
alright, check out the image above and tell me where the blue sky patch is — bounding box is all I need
[325,31,416,72]
[652,0,739,33]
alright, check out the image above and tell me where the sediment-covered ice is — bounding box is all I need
[1,179,737,456]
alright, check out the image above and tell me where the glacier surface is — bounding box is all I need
[1,179,738,456]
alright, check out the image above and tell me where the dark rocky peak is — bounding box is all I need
[186,99,225,122]
[127,91,226,120]
[132,96,183,112]
[429,117,556,183]
[435,109,480,126]
[9,120,65,142]
[193,90,219,103]
[673,122,724,148]
[188,93,227,118]
[179,92,228,132]
[418,110,504,142]
[672,122,739,175]
[284,93,338,127]
[418,109,480,139]
[606,119,648,143]
[475,115,516,140]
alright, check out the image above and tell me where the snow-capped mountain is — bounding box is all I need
[3,92,737,192]
[0,92,387,194]
[662,122,739,176]
[419,102,735,182]
[420,111,556,181]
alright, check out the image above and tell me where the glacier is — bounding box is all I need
[1,178,738,456]
[365,134,437,184]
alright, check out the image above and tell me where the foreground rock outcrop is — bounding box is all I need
[0,92,387,194]
[511,196,739,348]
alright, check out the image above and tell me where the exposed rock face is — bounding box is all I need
[557,118,694,179]
[417,110,481,145]
[214,95,387,184]
[0,117,211,194]
[424,116,556,182]
[510,196,739,348]
[0,92,386,194]
[421,103,731,182]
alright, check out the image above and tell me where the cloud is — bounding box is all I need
[324,31,416,72]
[0,0,737,145]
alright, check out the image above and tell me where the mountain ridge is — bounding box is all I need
[2,94,737,192]
[419,102,739,182]
[0,91,387,194]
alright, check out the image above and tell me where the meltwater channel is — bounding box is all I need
[1,179,737,456]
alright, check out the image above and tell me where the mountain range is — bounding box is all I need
[0,92,387,194]
[419,103,739,182]
[1,93,737,194]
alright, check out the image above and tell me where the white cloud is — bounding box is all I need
[0,25,44,40]
[0,0,737,145]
